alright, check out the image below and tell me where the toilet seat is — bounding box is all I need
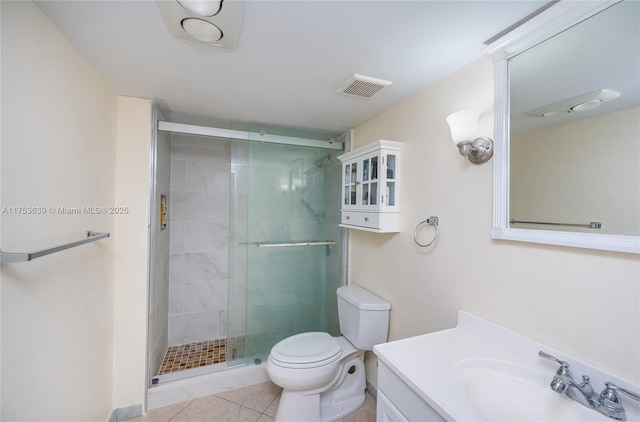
[270,332,342,369]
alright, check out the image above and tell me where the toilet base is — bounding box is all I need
[275,355,366,422]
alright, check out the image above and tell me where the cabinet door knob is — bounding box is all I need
[346,216,350,220]
[356,181,361,185]
[365,217,369,222]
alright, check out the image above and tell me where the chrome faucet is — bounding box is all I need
[539,351,640,421]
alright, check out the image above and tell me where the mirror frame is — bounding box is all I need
[487,0,640,254]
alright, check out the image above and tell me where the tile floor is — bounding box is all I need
[130,381,376,422]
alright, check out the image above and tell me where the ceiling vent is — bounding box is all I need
[337,74,392,99]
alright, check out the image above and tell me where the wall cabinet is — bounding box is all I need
[337,140,402,232]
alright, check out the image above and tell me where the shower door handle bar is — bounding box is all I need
[240,241,336,248]
[510,219,602,229]
[0,231,110,263]
[258,241,336,248]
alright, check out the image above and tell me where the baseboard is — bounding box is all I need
[365,379,377,401]
[108,404,142,422]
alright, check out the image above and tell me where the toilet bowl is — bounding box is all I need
[267,284,391,422]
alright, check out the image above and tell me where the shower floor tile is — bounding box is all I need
[158,339,227,375]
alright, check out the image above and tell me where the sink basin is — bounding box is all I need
[454,359,606,421]
[374,312,640,422]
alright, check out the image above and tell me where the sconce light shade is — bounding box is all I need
[446,110,478,144]
[446,110,493,165]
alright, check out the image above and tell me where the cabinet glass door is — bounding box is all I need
[370,156,378,205]
[350,162,357,205]
[344,162,358,206]
[386,154,396,206]
[344,164,350,206]
[362,158,369,205]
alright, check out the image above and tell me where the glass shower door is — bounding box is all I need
[246,243,327,363]
[230,140,342,364]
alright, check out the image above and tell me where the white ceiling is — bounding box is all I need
[35,0,549,137]
[509,0,639,133]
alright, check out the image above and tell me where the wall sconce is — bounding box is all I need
[446,110,493,165]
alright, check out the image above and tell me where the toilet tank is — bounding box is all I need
[337,284,391,351]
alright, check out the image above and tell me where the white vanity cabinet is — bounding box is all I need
[377,362,445,422]
[337,140,402,232]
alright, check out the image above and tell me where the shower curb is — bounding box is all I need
[147,362,269,410]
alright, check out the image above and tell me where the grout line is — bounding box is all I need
[166,399,194,422]
[263,391,281,419]
[214,393,275,418]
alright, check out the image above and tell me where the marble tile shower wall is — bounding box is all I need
[168,136,232,345]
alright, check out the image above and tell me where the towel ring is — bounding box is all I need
[414,216,439,247]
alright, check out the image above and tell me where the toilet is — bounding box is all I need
[266,284,391,422]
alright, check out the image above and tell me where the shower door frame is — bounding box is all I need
[158,121,343,151]
[146,121,349,386]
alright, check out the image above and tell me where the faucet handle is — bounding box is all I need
[598,382,640,421]
[579,375,595,396]
[602,382,640,402]
[598,382,640,420]
[539,351,571,375]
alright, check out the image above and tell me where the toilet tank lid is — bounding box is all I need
[337,284,391,311]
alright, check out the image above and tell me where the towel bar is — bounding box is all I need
[510,219,601,229]
[0,231,110,263]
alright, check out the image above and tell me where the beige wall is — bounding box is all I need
[112,97,153,410]
[1,3,154,417]
[1,1,116,420]
[511,106,640,235]
[351,55,640,385]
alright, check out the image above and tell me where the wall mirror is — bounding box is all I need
[489,0,639,254]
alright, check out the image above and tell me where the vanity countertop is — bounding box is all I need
[373,310,640,421]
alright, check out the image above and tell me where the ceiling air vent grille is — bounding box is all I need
[337,74,391,99]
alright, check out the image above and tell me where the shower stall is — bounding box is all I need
[147,123,346,385]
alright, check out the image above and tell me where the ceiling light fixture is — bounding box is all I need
[177,0,222,17]
[446,110,494,165]
[181,18,222,43]
[570,99,602,112]
[157,0,242,49]
[526,89,619,118]
[541,110,569,118]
